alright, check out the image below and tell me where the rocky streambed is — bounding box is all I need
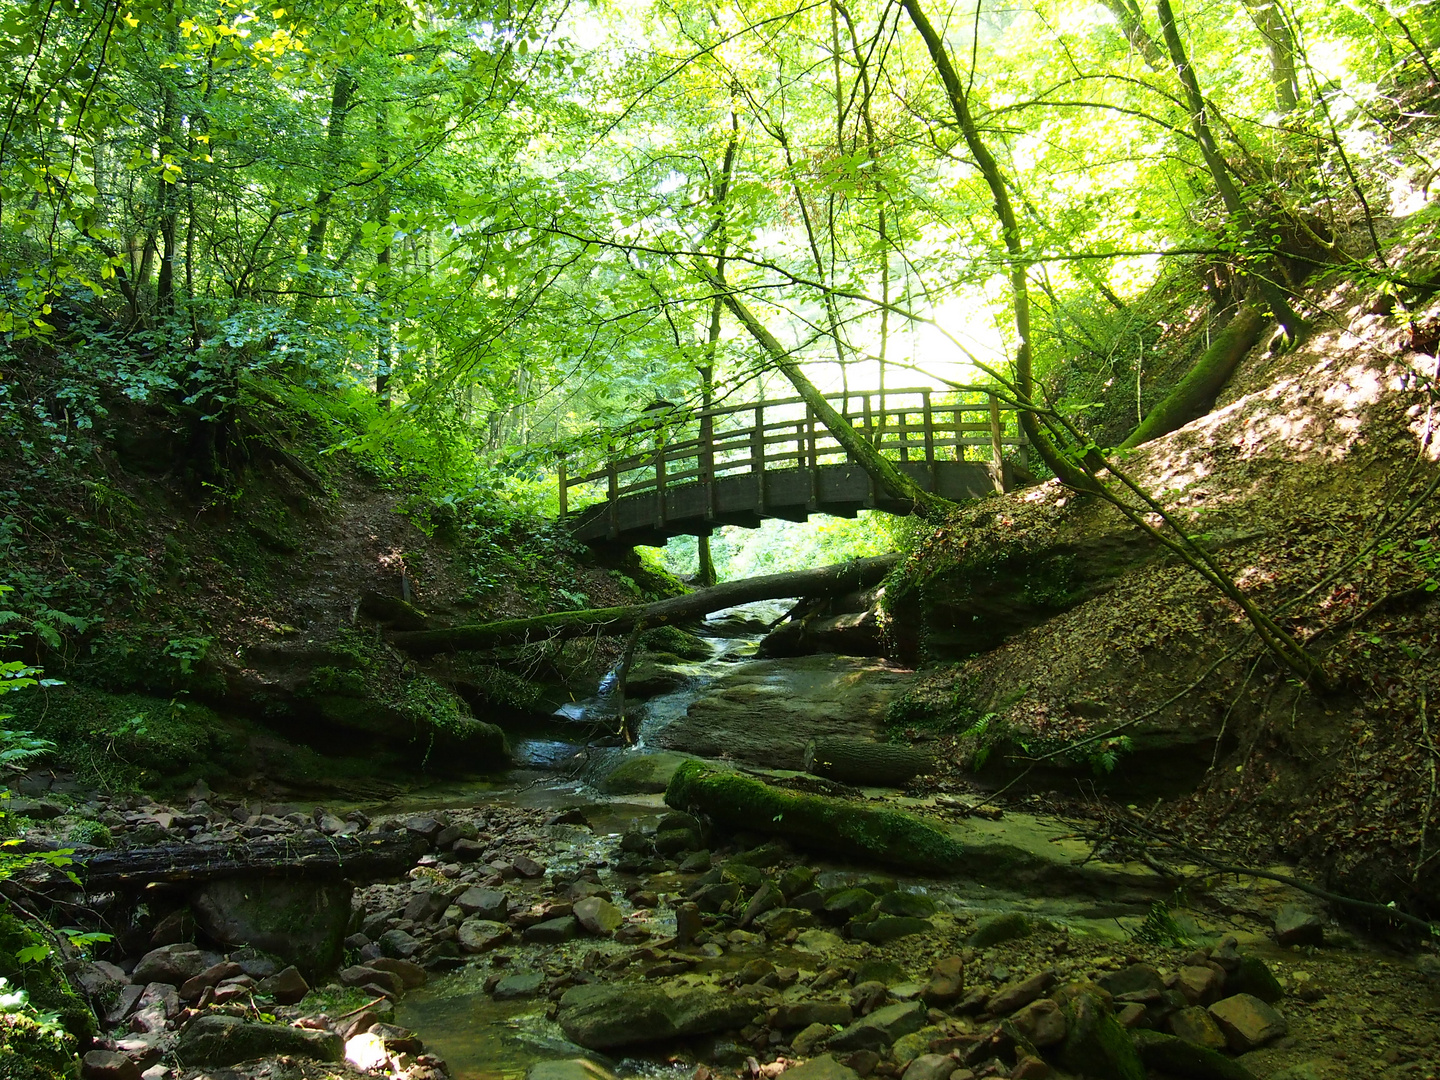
[4,607,1439,1080]
[7,761,1439,1080]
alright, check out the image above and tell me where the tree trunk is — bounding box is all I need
[1242,0,1299,112]
[387,553,899,655]
[1119,303,1265,449]
[293,67,358,322]
[899,0,1098,493]
[14,832,427,894]
[804,737,934,788]
[1155,0,1302,338]
[1099,0,1168,71]
[696,266,956,520]
[664,760,965,873]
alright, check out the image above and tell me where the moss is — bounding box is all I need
[1057,989,1144,1080]
[0,914,95,1044]
[5,686,253,793]
[0,1013,78,1080]
[664,761,968,873]
[62,821,112,848]
[640,625,711,660]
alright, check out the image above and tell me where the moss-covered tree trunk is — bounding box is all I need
[1119,304,1265,449]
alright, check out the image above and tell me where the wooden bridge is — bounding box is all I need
[559,388,1028,547]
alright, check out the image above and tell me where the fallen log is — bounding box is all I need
[388,553,900,655]
[803,737,934,788]
[13,832,427,893]
[664,760,965,873]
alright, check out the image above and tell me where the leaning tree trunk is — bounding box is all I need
[1119,303,1265,449]
[899,0,1098,493]
[388,553,899,654]
[695,265,956,520]
[1155,0,1302,339]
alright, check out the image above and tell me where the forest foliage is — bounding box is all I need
[0,0,1435,549]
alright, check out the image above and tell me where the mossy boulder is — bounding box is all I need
[308,671,508,771]
[1056,989,1144,1080]
[191,878,351,977]
[594,752,697,795]
[664,761,967,873]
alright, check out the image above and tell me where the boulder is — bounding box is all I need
[921,956,964,1005]
[81,1050,142,1080]
[455,887,509,921]
[1167,1006,1227,1052]
[772,1001,854,1029]
[967,913,1031,948]
[988,971,1055,1017]
[131,944,207,987]
[827,1001,927,1052]
[557,983,759,1049]
[494,972,545,1000]
[1056,990,1144,1080]
[525,917,579,944]
[176,1013,343,1066]
[1175,965,1224,1006]
[899,1053,954,1080]
[458,919,512,953]
[367,957,427,989]
[255,965,309,1005]
[190,877,351,976]
[849,916,931,944]
[526,1061,620,1080]
[1228,956,1283,1004]
[1274,905,1324,947]
[1132,1030,1259,1080]
[1011,998,1067,1047]
[378,929,422,959]
[775,1056,860,1080]
[574,898,623,936]
[1208,994,1287,1052]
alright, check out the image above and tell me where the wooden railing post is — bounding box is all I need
[922,390,935,492]
[700,405,715,520]
[988,393,1006,494]
[654,427,667,528]
[606,444,620,539]
[752,404,765,511]
[557,454,568,518]
[806,402,819,507]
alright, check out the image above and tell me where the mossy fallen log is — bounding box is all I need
[664,760,965,873]
[388,554,899,655]
[803,737,934,788]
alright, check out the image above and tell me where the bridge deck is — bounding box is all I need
[559,388,1026,547]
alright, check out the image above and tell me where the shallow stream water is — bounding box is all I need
[375,602,1324,1080]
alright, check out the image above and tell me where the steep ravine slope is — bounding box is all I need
[884,273,1440,918]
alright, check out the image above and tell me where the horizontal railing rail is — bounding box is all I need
[557,388,1026,526]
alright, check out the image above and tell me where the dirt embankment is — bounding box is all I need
[0,364,662,798]
[880,273,1440,917]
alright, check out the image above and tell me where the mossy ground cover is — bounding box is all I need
[4,686,254,793]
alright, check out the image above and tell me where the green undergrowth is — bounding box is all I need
[0,913,93,1080]
[4,687,252,793]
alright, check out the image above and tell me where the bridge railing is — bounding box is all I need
[557,387,1026,518]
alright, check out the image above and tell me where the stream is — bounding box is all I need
[373,603,1149,1080]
